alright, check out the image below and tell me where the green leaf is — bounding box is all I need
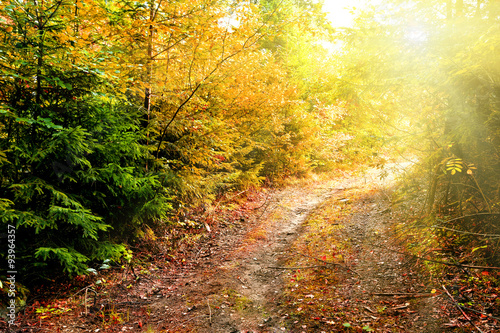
[472,245,487,253]
[35,247,89,275]
[343,323,352,327]
[37,117,63,130]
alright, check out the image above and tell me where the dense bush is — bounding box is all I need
[0,0,170,279]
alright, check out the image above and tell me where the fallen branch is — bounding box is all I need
[412,255,500,271]
[212,190,249,212]
[430,226,500,239]
[442,285,484,333]
[70,285,96,299]
[207,299,212,325]
[372,292,437,298]
[391,304,409,310]
[255,190,273,220]
[115,300,150,306]
[363,306,376,314]
[450,303,500,321]
[439,212,500,225]
[368,242,500,271]
[267,265,332,270]
[296,252,360,276]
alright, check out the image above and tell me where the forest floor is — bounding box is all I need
[6,163,478,332]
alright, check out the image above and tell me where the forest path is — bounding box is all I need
[144,162,447,332]
[148,175,341,332]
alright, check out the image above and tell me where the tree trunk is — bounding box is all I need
[144,0,155,170]
[144,0,155,130]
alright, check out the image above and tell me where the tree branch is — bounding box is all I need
[296,252,360,276]
[442,285,484,333]
[372,292,436,298]
[268,265,333,270]
[438,212,500,225]
[431,226,500,238]
[155,82,203,158]
[369,242,500,271]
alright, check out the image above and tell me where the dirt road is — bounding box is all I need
[142,164,447,332]
[35,163,453,333]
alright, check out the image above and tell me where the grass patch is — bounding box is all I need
[210,288,253,313]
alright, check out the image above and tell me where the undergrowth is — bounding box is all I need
[392,166,500,331]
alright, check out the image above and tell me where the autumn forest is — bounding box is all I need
[1,0,500,331]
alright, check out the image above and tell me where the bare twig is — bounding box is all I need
[368,242,500,271]
[69,286,97,315]
[438,212,500,225]
[83,288,97,315]
[449,303,500,321]
[256,193,273,220]
[413,254,500,270]
[211,190,249,213]
[296,252,360,276]
[372,292,437,298]
[85,288,88,316]
[363,306,376,314]
[431,226,500,239]
[69,285,95,299]
[207,299,212,325]
[267,265,332,270]
[254,191,271,210]
[442,285,484,333]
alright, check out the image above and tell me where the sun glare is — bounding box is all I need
[404,26,428,43]
[322,0,358,28]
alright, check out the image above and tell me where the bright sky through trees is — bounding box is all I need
[322,0,360,27]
